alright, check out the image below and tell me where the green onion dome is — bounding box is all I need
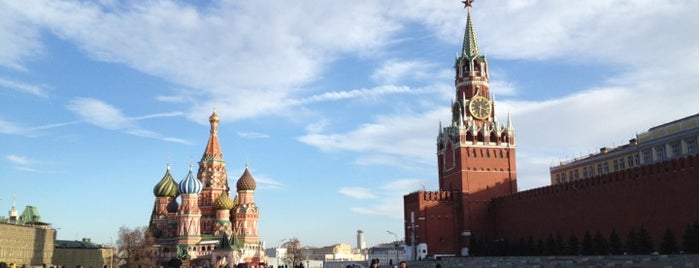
[153,164,178,197]
[214,192,235,210]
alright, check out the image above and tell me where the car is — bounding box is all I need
[346,264,365,268]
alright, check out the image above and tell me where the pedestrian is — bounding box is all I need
[398,261,407,268]
[369,259,379,268]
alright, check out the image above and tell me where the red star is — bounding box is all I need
[462,0,474,8]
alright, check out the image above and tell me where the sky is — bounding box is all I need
[1,0,698,248]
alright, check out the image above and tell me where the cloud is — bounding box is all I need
[371,60,436,85]
[6,154,41,173]
[298,107,449,167]
[237,132,270,139]
[0,119,24,135]
[2,0,408,121]
[7,154,30,165]
[339,187,378,200]
[0,77,48,98]
[0,2,44,70]
[67,98,133,130]
[288,85,419,106]
[66,97,189,144]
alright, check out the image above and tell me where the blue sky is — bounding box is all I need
[1,0,698,248]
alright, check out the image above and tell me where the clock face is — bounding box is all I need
[468,96,492,120]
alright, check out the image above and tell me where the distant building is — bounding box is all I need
[551,113,699,184]
[0,203,56,267]
[356,230,366,250]
[53,238,113,268]
[147,111,266,267]
[367,242,404,267]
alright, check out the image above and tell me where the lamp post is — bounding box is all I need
[387,231,400,266]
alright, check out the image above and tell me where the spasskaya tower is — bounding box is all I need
[404,0,517,257]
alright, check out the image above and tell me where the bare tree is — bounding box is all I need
[116,226,156,268]
[282,237,306,268]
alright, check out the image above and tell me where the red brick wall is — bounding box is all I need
[492,155,699,247]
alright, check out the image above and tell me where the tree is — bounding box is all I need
[660,228,678,254]
[608,229,623,255]
[592,230,608,255]
[683,221,699,253]
[116,226,156,268]
[567,234,580,255]
[282,237,307,268]
[637,225,654,254]
[582,231,593,255]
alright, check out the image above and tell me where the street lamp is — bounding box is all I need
[387,231,400,265]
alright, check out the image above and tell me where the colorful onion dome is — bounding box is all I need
[236,165,256,191]
[214,192,235,210]
[178,164,202,194]
[153,163,178,197]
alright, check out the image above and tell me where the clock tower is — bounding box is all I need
[437,0,517,196]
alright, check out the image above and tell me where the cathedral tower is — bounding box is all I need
[177,165,203,247]
[198,111,230,235]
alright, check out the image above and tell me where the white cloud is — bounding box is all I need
[65,97,189,144]
[371,60,435,84]
[7,154,30,165]
[2,0,408,121]
[0,77,48,98]
[0,119,24,135]
[67,98,133,130]
[237,132,270,139]
[339,187,377,200]
[298,108,448,167]
[0,1,43,70]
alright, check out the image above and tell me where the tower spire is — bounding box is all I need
[461,0,480,58]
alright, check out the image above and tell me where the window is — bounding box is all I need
[574,169,579,180]
[619,158,626,169]
[597,163,603,175]
[656,145,666,161]
[603,162,609,174]
[627,155,634,168]
[687,138,697,155]
[671,142,681,158]
[613,159,619,171]
[643,149,652,163]
[583,166,589,178]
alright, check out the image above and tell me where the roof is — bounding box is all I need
[56,240,108,249]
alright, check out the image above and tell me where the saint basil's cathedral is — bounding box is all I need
[148,111,266,267]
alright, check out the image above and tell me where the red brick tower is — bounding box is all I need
[198,111,230,235]
[404,0,517,257]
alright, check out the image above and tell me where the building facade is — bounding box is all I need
[550,113,699,185]
[403,1,517,257]
[148,111,266,267]
[53,239,113,268]
[0,204,56,267]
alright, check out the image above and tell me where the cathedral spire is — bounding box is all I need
[461,0,480,59]
[202,110,224,162]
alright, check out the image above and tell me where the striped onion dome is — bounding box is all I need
[153,164,178,197]
[178,164,202,194]
[236,165,256,191]
[214,192,235,210]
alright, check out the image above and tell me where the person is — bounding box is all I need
[398,261,407,268]
[369,259,379,268]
